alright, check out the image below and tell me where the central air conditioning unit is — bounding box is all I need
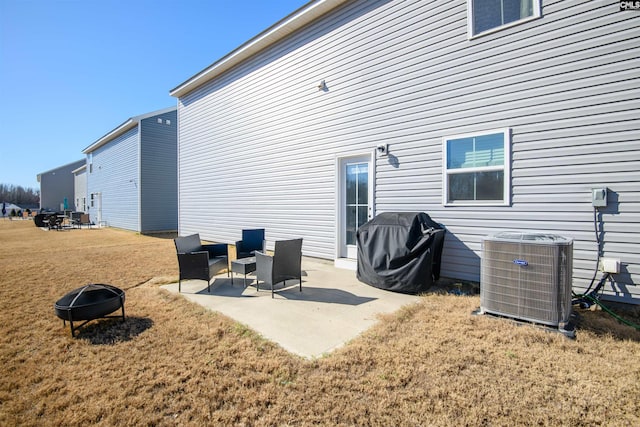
[480,232,574,337]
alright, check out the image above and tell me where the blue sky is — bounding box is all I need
[0,0,309,190]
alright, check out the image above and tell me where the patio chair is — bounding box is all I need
[174,234,229,292]
[71,213,93,229]
[80,213,94,229]
[235,228,265,259]
[47,214,63,230]
[255,238,303,298]
[70,212,82,229]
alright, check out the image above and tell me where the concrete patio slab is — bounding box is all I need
[161,257,420,359]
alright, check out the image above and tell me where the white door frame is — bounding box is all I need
[96,192,102,226]
[335,151,375,262]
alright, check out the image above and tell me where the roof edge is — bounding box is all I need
[36,159,85,177]
[82,106,176,154]
[71,164,87,174]
[169,0,350,98]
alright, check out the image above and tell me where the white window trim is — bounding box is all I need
[442,128,511,207]
[467,0,542,39]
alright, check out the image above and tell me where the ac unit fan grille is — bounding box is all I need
[481,238,572,327]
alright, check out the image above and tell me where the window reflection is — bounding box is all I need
[345,162,368,245]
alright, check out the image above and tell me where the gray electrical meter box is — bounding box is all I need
[592,188,607,207]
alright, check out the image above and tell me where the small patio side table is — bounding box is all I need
[231,256,256,286]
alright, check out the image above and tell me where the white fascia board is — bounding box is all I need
[71,164,87,175]
[169,0,350,98]
[82,106,176,154]
[82,118,136,154]
[37,159,86,176]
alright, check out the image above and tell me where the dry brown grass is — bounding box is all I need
[1,219,639,426]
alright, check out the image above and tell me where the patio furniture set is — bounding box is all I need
[174,229,303,298]
[38,212,94,230]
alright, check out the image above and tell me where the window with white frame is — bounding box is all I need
[468,0,541,37]
[443,129,511,206]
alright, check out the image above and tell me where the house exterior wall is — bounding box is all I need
[87,127,140,231]
[176,0,640,303]
[38,159,85,211]
[139,109,178,232]
[73,167,87,213]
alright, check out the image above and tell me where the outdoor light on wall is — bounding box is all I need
[318,80,328,91]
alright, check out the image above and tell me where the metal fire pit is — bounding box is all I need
[54,284,125,337]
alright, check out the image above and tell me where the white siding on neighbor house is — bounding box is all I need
[177,0,640,303]
[88,127,140,231]
[140,110,178,232]
[73,168,87,213]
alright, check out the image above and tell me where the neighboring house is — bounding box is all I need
[1,202,22,217]
[72,164,87,213]
[37,159,85,211]
[82,107,178,233]
[170,1,640,304]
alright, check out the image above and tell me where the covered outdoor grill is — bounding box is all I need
[34,213,48,227]
[356,212,445,294]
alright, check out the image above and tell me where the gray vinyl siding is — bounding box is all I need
[177,0,640,303]
[38,160,85,211]
[88,127,140,231]
[372,0,640,305]
[140,110,178,232]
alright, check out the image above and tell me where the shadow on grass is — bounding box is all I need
[142,231,178,239]
[75,316,154,345]
[575,308,640,342]
[425,279,480,296]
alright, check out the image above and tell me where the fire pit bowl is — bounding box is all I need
[54,284,125,337]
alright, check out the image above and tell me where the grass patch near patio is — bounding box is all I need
[0,220,638,426]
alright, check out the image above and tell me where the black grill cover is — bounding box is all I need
[356,212,445,294]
